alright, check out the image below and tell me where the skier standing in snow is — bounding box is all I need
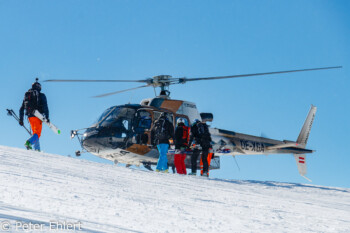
[189,119,212,177]
[19,79,49,151]
[152,113,174,173]
[188,119,201,175]
[174,118,190,175]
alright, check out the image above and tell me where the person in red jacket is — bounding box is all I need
[174,118,190,175]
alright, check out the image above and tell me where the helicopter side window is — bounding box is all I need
[153,111,174,124]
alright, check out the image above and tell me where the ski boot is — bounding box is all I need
[24,140,32,150]
[188,172,196,176]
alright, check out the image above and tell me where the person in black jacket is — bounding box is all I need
[197,121,212,177]
[188,119,212,177]
[151,113,174,172]
[19,80,49,151]
[188,119,200,175]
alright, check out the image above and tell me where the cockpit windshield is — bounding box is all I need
[91,106,136,129]
[91,106,116,127]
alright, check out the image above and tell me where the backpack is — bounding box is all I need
[197,122,211,145]
[154,118,170,141]
[23,89,40,115]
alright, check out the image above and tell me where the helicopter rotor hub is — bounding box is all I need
[151,75,173,87]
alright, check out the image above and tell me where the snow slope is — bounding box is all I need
[0,145,349,233]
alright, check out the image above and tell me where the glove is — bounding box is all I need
[19,121,24,126]
[46,118,50,123]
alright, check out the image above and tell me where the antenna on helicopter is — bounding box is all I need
[44,66,342,98]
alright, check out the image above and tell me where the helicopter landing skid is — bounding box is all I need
[142,162,155,171]
[75,149,88,157]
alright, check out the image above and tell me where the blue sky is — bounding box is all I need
[1,0,349,188]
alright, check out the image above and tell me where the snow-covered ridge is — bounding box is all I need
[0,145,349,232]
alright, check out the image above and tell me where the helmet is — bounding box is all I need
[191,119,200,127]
[32,79,41,92]
[177,118,185,126]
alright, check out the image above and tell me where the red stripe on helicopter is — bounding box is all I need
[299,157,305,164]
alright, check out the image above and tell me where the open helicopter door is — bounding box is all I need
[125,109,153,155]
[134,109,153,145]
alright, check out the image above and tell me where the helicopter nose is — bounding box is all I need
[81,130,101,153]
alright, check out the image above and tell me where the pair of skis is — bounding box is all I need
[33,110,61,135]
[7,109,61,135]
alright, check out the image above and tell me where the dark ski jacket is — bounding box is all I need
[19,90,49,122]
[174,123,190,149]
[189,121,212,149]
[151,116,174,145]
[189,122,201,146]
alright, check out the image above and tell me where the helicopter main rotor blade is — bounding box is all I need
[182,66,342,82]
[44,79,149,83]
[93,84,151,98]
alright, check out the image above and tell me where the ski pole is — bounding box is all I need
[6,109,32,135]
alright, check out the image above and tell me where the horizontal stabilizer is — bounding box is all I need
[267,142,300,150]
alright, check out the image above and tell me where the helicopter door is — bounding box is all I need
[134,110,152,145]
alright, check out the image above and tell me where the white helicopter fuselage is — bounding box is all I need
[78,97,316,177]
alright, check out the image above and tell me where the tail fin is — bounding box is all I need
[297,105,317,148]
[293,154,311,181]
[294,105,317,181]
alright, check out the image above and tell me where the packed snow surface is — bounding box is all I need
[0,145,349,232]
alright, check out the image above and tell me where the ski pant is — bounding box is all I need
[201,151,213,175]
[28,117,42,151]
[29,117,42,137]
[201,147,210,174]
[156,144,169,171]
[191,149,200,174]
[174,150,187,175]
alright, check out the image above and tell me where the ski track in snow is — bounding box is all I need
[0,145,349,233]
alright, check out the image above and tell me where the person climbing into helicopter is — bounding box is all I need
[174,118,190,175]
[19,79,49,151]
[152,112,174,173]
[188,119,212,177]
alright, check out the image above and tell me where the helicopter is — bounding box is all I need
[45,66,341,180]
